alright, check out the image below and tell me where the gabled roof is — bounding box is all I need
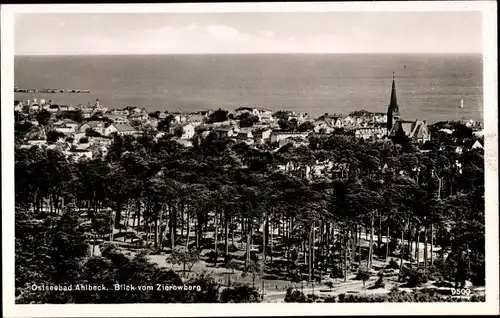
[113,123,137,132]
[314,119,335,128]
[215,126,234,132]
[471,140,483,149]
[238,128,253,134]
[389,119,428,139]
[235,107,255,112]
[84,121,106,129]
[186,115,205,122]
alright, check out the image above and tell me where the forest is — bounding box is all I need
[15,124,485,303]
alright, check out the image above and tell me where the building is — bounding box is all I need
[313,120,335,134]
[235,128,254,141]
[355,127,388,140]
[110,109,130,116]
[171,123,196,140]
[106,114,129,124]
[185,114,205,126]
[270,131,309,143]
[54,126,75,135]
[471,140,484,150]
[388,119,430,143]
[105,123,138,136]
[386,73,430,143]
[387,72,400,132]
[253,128,273,144]
[14,104,24,112]
[47,104,60,113]
[78,121,107,135]
[214,126,236,138]
[65,148,93,161]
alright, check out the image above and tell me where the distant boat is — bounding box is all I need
[460,98,464,109]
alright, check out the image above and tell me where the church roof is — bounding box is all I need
[389,119,428,139]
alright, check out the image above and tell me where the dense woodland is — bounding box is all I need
[15,120,485,303]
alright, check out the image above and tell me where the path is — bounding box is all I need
[264,277,381,302]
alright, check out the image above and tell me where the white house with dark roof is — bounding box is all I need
[355,127,388,140]
[54,126,75,135]
[253,128,273,144]
[110,109,130,116]
[313,120,335,134]
[214,126,237,138]
[78,121,108,135]
[170,123,197,140]
[235,128,254,140]
[270,131,309,143]
[105,123,138,136]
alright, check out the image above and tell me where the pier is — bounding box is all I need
[14,88,90,94]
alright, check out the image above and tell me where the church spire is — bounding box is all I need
[389,71,399,113]
[387,71,400,132]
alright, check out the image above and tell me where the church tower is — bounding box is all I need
[387,72,400,131]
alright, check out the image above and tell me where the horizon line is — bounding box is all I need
[15,52,483,56]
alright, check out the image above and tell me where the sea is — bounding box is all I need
[14,54,483,124]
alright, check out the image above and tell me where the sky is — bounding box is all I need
[14,12,483,55]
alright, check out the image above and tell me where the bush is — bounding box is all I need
[355,269,371,284]
[224,253,234,264]
[406,269,429,288]
[323,295,337,302]
[386,258,400,270]
[149,246,163,255]
[336,289,485,303]
[324,281,335,289]
[329,266,344,279]
[220,283,261,303]
[372,276,385,289]
[284,287,307,303]
[206,250,220,263]
[243,251,259,263]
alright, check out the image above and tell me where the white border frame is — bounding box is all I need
[2,2,498,316]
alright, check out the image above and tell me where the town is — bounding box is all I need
[14,76,486,304]
[15,76,483,165]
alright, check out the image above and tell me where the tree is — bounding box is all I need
[174,126,184,138]
[36,109,52,126]
[284,287,307,302]
[57,110,84,123]
[241,260,263,288]
[46,130,65,143]
[273,111,290,121]
[356,268,371,288]
[158,115,175,132]
[226,259,239,287]
[278,119,298,132]
[207,109,229,123]
[86,128,103,137]
[298,121,315,132]
[149,111,160,119]
[166,248,200,276]
[239,113,259,127]
[220,283,261,303]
